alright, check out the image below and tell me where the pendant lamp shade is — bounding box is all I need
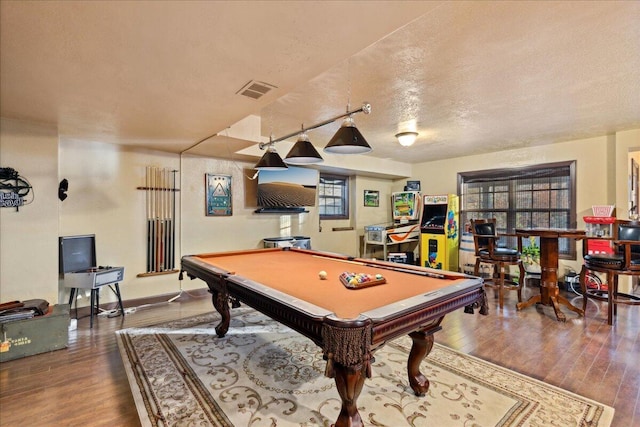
[285,133,324,164]
[324,116,372,154]
[254,146,288,170]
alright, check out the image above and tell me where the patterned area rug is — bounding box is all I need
[116,307,614,427]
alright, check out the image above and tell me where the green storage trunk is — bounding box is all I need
[0,304,70,362]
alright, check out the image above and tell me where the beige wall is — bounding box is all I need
[1,132,395,306]
[616,129,640,215]
[1,118,59,303]
[1,116,639,306]
[180,154,393,258]
[405,132,640,275]
[58,139,182,303]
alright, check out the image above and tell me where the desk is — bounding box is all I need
[515,228,585,321]
[181,247,486,427]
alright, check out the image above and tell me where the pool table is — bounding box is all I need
[181,247,487,427]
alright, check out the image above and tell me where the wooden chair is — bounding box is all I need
[470,218,524,308]
[580,219,640,325]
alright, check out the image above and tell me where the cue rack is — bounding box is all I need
[137,167,179,277]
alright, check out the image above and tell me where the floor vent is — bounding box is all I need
[236,80,278,99]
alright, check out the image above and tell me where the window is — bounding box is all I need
[458,161,577,258]
[318,174,349,219]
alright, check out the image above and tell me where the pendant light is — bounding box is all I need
[324,115,372,154]
[284,131,323,164]
[254,144,288,170]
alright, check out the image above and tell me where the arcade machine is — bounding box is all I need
[420,194,459,271]
[363,191,421,263]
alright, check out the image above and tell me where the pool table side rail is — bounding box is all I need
[369,286,485,347]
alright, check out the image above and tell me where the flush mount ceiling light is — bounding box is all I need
[395,131,418,147]
[284,132,324,165]
[254,143,288,170]
[255,102,371,169]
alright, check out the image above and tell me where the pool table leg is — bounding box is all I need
[331,362,367,427]
[210,288,230,337]
[407,330,435,396]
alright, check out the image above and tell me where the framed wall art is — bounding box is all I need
[405,180,421,191]
[364,190,379,207]
[205,174,232,216]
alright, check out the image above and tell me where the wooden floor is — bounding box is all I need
[1,285,638,427]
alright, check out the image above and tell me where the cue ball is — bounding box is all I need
[319,270,327,280]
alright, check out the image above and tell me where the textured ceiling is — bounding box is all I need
[1,1,639,165]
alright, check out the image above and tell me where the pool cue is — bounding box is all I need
[160,167,165,271]
[155,167,161,271]
[156,167,163,272]
[167,168,172,270]
[150,167,155,272]
[163,167,169,271]
[161,168,166,271]
[153,167,159,272]
[146,167,152,272]
[150,166,157,272]
[169,170,176,269]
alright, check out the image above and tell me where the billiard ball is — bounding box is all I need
[319,270,327,280]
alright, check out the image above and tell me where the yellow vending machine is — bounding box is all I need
[420,194,459,271]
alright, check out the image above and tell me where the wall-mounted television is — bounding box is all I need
[256,166,318,211]
[59,234,97,274]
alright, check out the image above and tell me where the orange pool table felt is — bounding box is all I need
[190,248,472,319]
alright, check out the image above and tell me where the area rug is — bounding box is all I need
[116,307,614,427]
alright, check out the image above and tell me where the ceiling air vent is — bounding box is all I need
[236,80,278,100]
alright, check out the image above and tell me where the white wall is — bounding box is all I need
[1,118,59,303]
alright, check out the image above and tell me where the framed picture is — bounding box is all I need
[364,190,379,207]
[205,174,232,216]
[406,180,421,191]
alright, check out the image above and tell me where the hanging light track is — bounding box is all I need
[258,102,371,149]
[255,102,372,169]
